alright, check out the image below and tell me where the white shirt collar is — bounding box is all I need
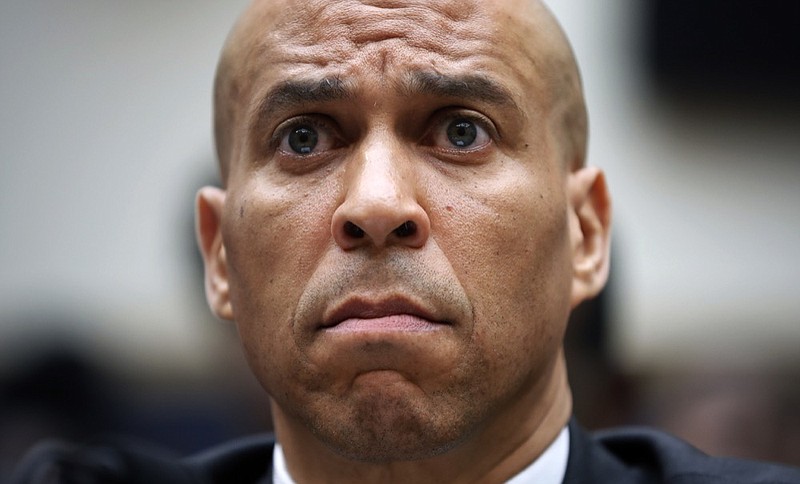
[272,443,294,484]
[272,426,569,484]
[506,426,570,484]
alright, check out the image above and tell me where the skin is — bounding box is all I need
[197,0,612,482]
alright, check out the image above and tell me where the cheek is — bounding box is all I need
[434,164,572,364]
[222,177,339,382]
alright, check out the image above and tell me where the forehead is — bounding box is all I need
[237,0,548,100]
[269,0,486,66]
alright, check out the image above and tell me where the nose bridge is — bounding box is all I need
[331,133,430,249]
[355,136,408,206]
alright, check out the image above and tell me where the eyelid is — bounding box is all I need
[425,109,498,151]
[442,110,498,139]
[270,114,340,153]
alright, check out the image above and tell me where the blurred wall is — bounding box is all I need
[1,1,799,378]
[0,1,247,376]
[550,0,800,372]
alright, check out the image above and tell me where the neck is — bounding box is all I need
[272,352,572,484]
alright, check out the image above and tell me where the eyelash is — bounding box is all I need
[422,110,497,152]
[267,109,497,161]
[271,115,340,153]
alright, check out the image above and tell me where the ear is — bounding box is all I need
[196,186,233,320]
[567,166,612,309]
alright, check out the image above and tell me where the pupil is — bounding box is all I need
[288,126,318,154]
[447,120,477,148]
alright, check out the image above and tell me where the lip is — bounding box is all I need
[320,296,449,333]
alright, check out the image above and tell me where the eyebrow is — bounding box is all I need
[252,71,518,128]
[256,76,353,119]
[399,71,517,108]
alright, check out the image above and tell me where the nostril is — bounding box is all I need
[344,221,365,238]
[393,221,417,238]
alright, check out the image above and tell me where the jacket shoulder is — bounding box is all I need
[184,433,275,483]
[9,435,275,484]
[573,421,800,484]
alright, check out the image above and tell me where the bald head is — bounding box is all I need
[212,0,587,184]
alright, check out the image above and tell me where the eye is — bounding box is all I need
[288,126,318,154]
[427,114,493,151]
[446,119,478,147]
[276,117,340,156]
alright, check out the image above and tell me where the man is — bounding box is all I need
[12,0,800,482]
[196,0,605,481]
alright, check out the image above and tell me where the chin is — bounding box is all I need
[306,386,479,463]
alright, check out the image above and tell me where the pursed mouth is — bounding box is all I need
[320,297,450,332]
[324,314,445,333]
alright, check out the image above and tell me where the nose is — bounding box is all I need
[331,140,430,250]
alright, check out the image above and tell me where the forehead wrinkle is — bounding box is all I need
[271,0,487,64]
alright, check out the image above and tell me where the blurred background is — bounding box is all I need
[1,0,799,477]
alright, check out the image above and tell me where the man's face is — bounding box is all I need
[200,0,604,462]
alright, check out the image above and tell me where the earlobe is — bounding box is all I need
[196,186,234,321]
[567,166,612,309]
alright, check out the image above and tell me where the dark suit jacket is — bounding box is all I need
[11,418,800,483]
[564,420,800,483]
